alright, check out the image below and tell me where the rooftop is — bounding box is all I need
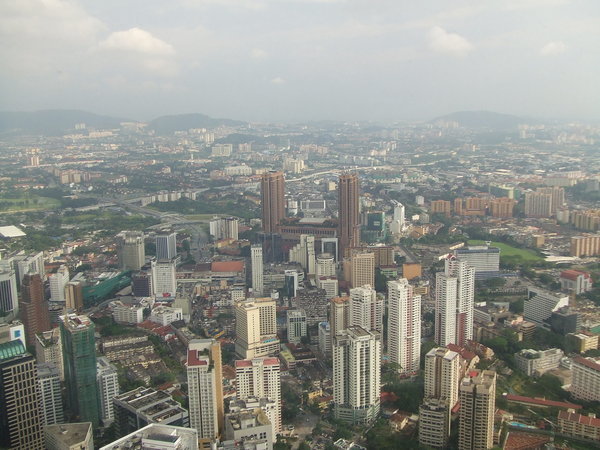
[45,423,92,446]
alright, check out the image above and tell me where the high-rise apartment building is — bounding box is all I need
[289,234,316,276]
[570,234,600,257]
[0,340,44,449]
[235,357,282,434]
[489,197,515,218]
[453,245,500,280]
[116,231,145,271]
[37,363,64,425]
[537,186,565,214]
[97,357,119,426]
[524,192,552,218]
[155,232,177,260]
[36,328,64,380]
[287,309,307,344]
[20,273,51,347]
[209,217,239,241]
[349,251,375,288]
[424,347,461,409]
[251,245,264,296]
[49,264,69,302]
[187,339,224,441]
[60,314,100,427]
[430,200,451,217]
[65,280,84,311]
[330,296,350,338]
[316,253,336,278]
[151,259,177,298]
[349,285,383,334]
[387,279,421,375]
[419,398,451,449]
[435,257,475,347]
[14,251,46,284]
[261,171,285,233]
[571,356,600,402]
[0,268,18,317]
[338,173,360,259]
[458,370,497,450]
[333,326,381,424]
[235,298,279,359]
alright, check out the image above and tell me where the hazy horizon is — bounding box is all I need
[2,0,600,123]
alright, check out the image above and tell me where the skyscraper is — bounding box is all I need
[155,232,177,260]
[20,273,51,347]
[49,264,69,302]
[60,314,100,427]
[235,298,279,359]
[349,285,383,334]
[333,326,381,424]
[65,280,84,311]
[387,279,421,375]
[349,251,375,288]
[0,340,44,449]
[36,328,64,380]
[338,173,360,259]
[97,357,119,426]
[37,363,64,426]
[0,268,18,317]
[459,370,497,450]
[260,171,285,233]
[330,296,350,338]
[288,234,316,276]
[116,231,145,271]
[151,259,177,298]
[235,357,282,434]
[251,245,264,296]
[187,339,224,441]
[435,256,475,347]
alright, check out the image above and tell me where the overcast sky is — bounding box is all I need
[1,0,599,122]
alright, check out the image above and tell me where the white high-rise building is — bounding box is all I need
[235,298,279,359]
[524,286,570,326]
[318,277,339,299]
[49,265,69,302]
[235,357,281,434]
[333,326,381,424]
[459,370,496,450]
[316,253,336,278]
[286,310,307,344]
[187,339,224,440]
[251,245,264,296]
[156,232,177,260]
[37,363,64,426]
[349,285,383,334]
[390,201,406,234]
[289,234,316,276]
[151,260,177,298]
[209,217,239,241]
[435,256,475,347]
[97,357,119,426]
[116,231,145,271]
[35,329,63,381]
[0,268,19,316]
[330,296,350,338]
[387,279,421,375]
[14,251,45,283]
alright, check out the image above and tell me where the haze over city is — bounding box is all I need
[2,0,600,122]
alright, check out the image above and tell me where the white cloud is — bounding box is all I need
[250,48,268,59]
[98,28,174,55]
[271,77,285,84]
[428,26,473,57]
[540,41,567,56]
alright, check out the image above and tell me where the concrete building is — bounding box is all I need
[430,200,451,217]
[0,267,19,317]
[572,357,600,402]
[0,319,25,347]
[453,245,500,280]
[458,370,497,450]
[112,302,145,325]
[349,285,383,334]
[316,253,336,278]
[330,296,350,338]
[558,409,600,443]
[387,279,421,375]
[435,257,475,347]
[36,328,64,380]
[537,186,565,214]
[149,306,183,326]
[524,191,552,218]
[151,259,177,298]
[13,251,45,284]
[37,362,64,425]
[514,348,564,376]
[489,197,515,218]
[0,340,44,449]
[19,273,51,347]
[65,281,84,311]
[97,357,119,426]
[318,276,339,299]
[524,286,569,326]
[116,231,145,271]
[45,423,94,450]
[295,286,328,326]
[338,173,360,260]
[49,264,70,302]
[235,357,281,434]
[209,217,239,241]
[333,326,381,425]
[224,409,273,450]
[349,251,375,288]
[235,298,279,359]
[289,234,316,276]
[286,310,307,344]
[100,424,197,450]
[155,232,177,260]
[560,270,593,294]
[570,234,600,257]
[251,245,264,296]
[419,398,451,449]
[318,321,331,355]
[261,171,285,234]
[187,339,224,441]
[424,347,462,410]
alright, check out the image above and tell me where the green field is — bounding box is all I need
[0,195,60,212]
[468,240,543,261]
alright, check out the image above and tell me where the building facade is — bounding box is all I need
[338,173,360,260]
[458,370,496,450]
[261,171,285,234]
[387,279,421,375]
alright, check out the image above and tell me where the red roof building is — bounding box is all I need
[558,409,600,442]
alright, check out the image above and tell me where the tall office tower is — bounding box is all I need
[394,201,406,226]
[0,340,44,449]
[538,186,565,214]
[387,279,421,375]
[49,264,69,302]
[338,173,360,259]
[131,272,153,298]
[15,251,46,283]
[60,314,100,427]
[318,276,339,299]
[458,370,497,450]
[235,357,282,434]
[330,296,350,337]
[235,298,279,359]
[261,171,285,233]
[97,357,119,426]
[20,273,51,347]
[349,285,383,334]
[65,280,84,311]
[116,231,145,271]
[36,329,64,380]
[321,238,339,262]
[435,257,475,347]
[333,326,381,424]
[251,245,264,296]
[454,245,501,280]
[317,253,336,278]
[524,192,552,218]
[286,309,307,343]
[283,270,299,298]
[151,259,176,298]
[0,268,18,317]
[187,339,224,441]
[349,251,375,288]
[37,363,64,425]
[289,234,316,275]
[155,232,177,260]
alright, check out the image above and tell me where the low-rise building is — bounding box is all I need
[224,408,273,450]
[149,306,183,326]
[572,357,600,402]
[524,287,569,326]
[100,424,198,450]
[558,409,600,442]
[567,332,599,354]
[45,423,94,450]
[112,302,145,325]
[514,348,564,376]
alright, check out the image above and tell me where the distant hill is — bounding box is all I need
[148,113,246,134]
[432,111,532,130]
[0,110,126,135]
